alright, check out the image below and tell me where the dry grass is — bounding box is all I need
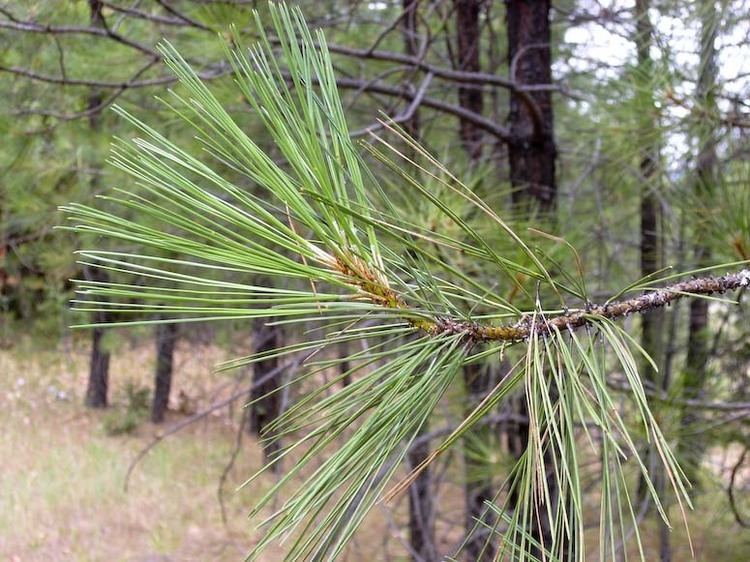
[1,335,748,561]
[0,337,285,561]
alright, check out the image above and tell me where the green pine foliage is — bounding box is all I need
[59,3,743,561]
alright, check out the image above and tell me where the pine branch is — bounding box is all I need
[402,269,750,342]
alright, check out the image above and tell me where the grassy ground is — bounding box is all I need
[1,337,285,561]
[1,336,748,561]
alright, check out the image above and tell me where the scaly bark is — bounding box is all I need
[151,321,178,423]
[506,0,556,214]
[455,0,484,161]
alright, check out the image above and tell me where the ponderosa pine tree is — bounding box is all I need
[248,316,283,465]
[82,0,112,409]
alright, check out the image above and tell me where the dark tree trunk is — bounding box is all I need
[83,0,110,410]
[248,318,283,467]
[505,2,558,556]
[680,0,719,500]
[151,321,178,423]
[463,363,498,562]
[455,0,484,161]
[632,11,669,558]
[453,3,497,559]
[506,0,556,213]
[338,340,352,387]
[84,265,110,408]
[408,435,437,562]
[401,0,421,141]
[401,4,437,559]
[635,0,664,385]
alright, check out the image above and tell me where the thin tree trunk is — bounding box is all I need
[151,321,178,423]
[635,0,664,388]
[455,0,484,161]
[506,0,556,214]
[84,265,110,408]
[84,0,111,409]
[408,434,437,562]
[463,363,498,562]
[402,0,421,141]
[338,340,352,387]
[679,0,719,499]
[452,2,498,559]
[401,3,437,559]
[633,3,669,557]
[247,318,283,467]
[505,1,558,556]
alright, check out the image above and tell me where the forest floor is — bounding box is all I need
[0,334,438,562]
[1,337,281,561]
[1,336,748,561]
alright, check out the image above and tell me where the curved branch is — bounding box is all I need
[332,76,512,141]
[728,446,750,528]
[0,62,230,90]
[350,72,434,137]
[0,18,159,57]
[100,1,207,29]
[325,42,549,137]
[153,0,214,32]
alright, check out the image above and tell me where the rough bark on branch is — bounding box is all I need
[431,269,750,342]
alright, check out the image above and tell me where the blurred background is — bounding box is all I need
[1,1,749,560]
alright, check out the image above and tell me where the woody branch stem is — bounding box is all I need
[435,269,750,342]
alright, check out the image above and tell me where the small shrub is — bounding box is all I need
[101,381,150,436]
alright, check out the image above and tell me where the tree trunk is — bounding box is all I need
[463,363,498,562]
[401,4,437,559]
[248,318,283,467]
[408,435,437,562]
[506,0,556,214]
[634,0,664,386]
[83,0,110,409]
[401,0,421,141]
[84,265,110,408]
[151,321,178,423]
[505,2,558,556]
[455,0,484,161]
[338,340,352,387]
[632,3,669,557]
[679,0,719,499]
[452,2,499,559]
